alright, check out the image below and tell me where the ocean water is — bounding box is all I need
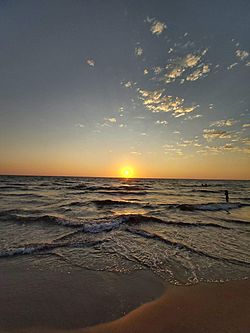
[0,175,249,285]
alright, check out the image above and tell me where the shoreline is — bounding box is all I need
[0,260,165,332]
[83,279,250,333]
[0,260,249,332]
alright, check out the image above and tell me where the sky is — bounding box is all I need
[0,0,250,179]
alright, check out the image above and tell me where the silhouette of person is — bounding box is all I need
[225,190,229,203]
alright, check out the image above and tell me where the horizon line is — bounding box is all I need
[0,173,249,181]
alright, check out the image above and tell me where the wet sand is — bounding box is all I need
[84,279,250,333]
[1,260,249,333]
[0,259,165,332]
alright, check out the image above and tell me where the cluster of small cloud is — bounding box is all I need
[130,151,142,155]
[104,117,116,123]
[186,64,210,81]
[75,123,85,128]
[135,47,143,56]
[86,59,95,67]
[121,81,133,88]
[163,144,183,156]
[235,49,249,61]
[203,129,232,141]
[177,137,201,148]
[147,17,167,36]
[155,120,168,126]
[209,119,238,127]
[184,114,202,120]
[227,62,238,70]
[151,50,210,84]
[197,144,250,155]
[138,88,198,117]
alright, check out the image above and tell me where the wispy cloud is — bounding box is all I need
[135,47,143,56]
[147,18,167,36]
[75,123,85,128]
[86,59,95,67]
[209,119,238,127]
[227,62,238,70]
[186,64,210,81]
[121,81,133,88]
[104,118,116,123]
[158,50,209,84]
[155,120,168,126]
[203,129,232,141]
[138,88,198,117]
[235,49,249,61]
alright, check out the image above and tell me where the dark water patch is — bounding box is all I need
[91,199,139,208]
[97,190,148,196]
[4,193,46,198]
[0,186,30,191]
[165,202,248,212]
[71,184,151,191]
[190,189,219,194]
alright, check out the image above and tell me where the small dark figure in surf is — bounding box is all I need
[225,190,229,203]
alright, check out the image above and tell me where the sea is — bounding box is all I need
[0,175,249,285]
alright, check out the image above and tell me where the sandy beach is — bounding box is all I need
[84,279,250,333]
[1,259,249,333]
[0,259,165,332]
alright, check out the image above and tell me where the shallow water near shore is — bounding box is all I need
[0,175,249,285]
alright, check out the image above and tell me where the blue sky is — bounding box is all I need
[0,0,249,178]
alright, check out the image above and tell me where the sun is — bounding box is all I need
[120,166,134,178]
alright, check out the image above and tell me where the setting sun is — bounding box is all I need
[120,166,134,178]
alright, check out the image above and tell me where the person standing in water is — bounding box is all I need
[225,190,229,203]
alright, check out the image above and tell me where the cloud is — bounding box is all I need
[163,146,183,156]
[209,119,238,127]
[86,59,95,67]
[182,53,202,67]
[202,143,250,155]
[162,51,208,84]
[135,47,143,56]
[121,81,133,88]
[203,129,232,141]
[104,117,116,123]
[155,120,168,126]
[235,49,249,61]
[138,89,198,116]
[150,19,167,36]
[130,151,142,155]
[186,64,210,81]
[227,62,238,70]
[75,123,85,128]
[185,114,202,120]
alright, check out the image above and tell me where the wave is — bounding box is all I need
[97,190,148,196]
[191,189,219,194]
[0,212,82,227]
[169,202,248,212]
[70,184,150,191]
[91,199,139,208]
[125,227,250,266]
[0,210,232,233]
[0,239,106,259]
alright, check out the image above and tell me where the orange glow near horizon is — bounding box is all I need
[120,166,134,178]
